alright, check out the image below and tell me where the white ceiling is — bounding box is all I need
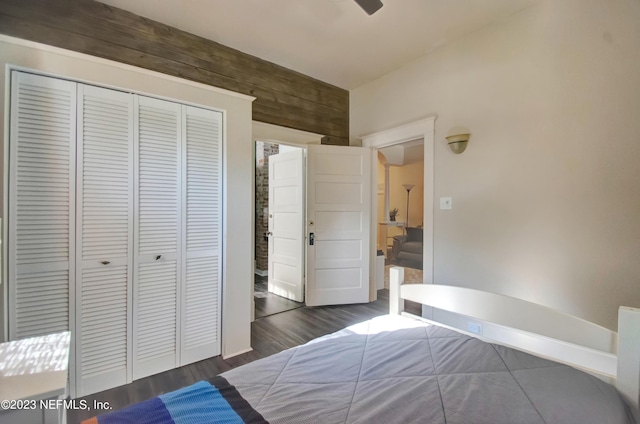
[99,0,539,90]
[379,139,424,166]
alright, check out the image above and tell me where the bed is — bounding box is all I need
[85,267,640,424]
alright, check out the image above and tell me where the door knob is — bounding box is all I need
[266,231,273,236]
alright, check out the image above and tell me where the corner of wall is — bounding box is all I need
[349,137,363,147]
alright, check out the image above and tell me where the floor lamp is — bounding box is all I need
[402,184,415,228]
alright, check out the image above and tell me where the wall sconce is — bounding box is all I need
[445,128,471,154]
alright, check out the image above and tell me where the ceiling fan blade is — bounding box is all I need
[354,0,383,15]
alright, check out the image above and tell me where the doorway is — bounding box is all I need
[377,141,425,288]
[253,141,373,314]
[254,141,305,318]
[252,121,374,316]
[362,116,436,298]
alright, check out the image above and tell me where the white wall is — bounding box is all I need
[351,0,640,330]
[0,36,254,356]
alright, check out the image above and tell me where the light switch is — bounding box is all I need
[440,197,452,209]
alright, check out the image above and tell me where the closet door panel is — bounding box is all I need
[133,96,181,379]
[76,84,134,396]
[181,106,222,365]
[8,71,76,340]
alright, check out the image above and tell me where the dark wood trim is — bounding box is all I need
[321,135,351,145]
[0,0,349,144]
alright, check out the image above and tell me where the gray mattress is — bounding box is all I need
[222,315,637,424]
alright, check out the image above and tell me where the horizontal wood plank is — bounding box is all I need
[0,0,349,142]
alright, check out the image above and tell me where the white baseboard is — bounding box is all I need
[255,269,267,277]
[222,347,253,360]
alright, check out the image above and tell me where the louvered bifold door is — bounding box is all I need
[8,72,76,340]
[133,96,181,379]
[76,84,134,396]
[180,106,222,365]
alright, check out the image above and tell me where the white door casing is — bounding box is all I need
[361,116,436,288]
[268,149,305,302]
[306,145,371,306]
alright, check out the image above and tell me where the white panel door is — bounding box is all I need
[76,84,134,396]
[133,96,181,379]
[8,72,76,340]
[180,105,222,365]
[268,149,305,302]
[306,145,371,306]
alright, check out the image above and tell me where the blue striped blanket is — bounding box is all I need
[83,377,267,424]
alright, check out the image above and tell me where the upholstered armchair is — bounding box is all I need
[392,227,423,268]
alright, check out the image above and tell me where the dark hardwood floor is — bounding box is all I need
[70,289,420,423]
[254,275,304,318]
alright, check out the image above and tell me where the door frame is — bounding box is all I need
[252,125,322,319]
[361,116,437,301]
[253,140,307,320]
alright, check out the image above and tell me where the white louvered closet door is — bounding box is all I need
[133,96,181,379]
[180,106,223,365]
[8,72,76,340]
[76,84,134,396]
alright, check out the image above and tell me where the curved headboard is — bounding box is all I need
[387,266,640,410]
[402,283,614,350]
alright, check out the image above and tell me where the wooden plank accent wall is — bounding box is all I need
[0,0,349,145]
